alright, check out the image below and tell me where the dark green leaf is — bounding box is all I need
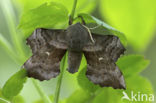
[2,69,27,100]
[77,13,127,47]
[0,89,8,103]
[18,2,69,37]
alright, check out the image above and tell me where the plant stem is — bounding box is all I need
[53,1,78,102]
[0,0,52,103]
[70,0,78,21]
[32,79,52,103]
[54,55,66,103]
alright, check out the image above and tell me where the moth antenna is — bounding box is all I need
[82,25,95,44]
[89,24,101,30]
[69,16,73,25]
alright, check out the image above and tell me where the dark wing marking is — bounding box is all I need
[67,51,82,73]
[83,34,126,89]
[23,28,67,80]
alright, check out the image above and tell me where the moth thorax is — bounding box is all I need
[66,23,89,52]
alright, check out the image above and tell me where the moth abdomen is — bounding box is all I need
[67,51,82,73]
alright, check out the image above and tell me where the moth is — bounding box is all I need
[23,22,126,89]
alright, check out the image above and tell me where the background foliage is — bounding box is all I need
[0,0,156,103]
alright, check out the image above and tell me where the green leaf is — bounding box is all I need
[13,0,52,12]
[76,54,153,103]
[12,95,25,103]
[0,89,7,103]
[77,67,100,93]
[100,0,156,51]
[116,55,150,77]
[125,75,153,97]
[92,54,153,103]
[53,0,96,15]
[33,95,53,103]
[18,2,69,37]
[2,69,27,100]
[92,75,153,103]
[65,89,92,103]
[14,0,96,14]
[0,98,10,103]
[77,13,127,47]
[0,88,2,97]
[92,88,123,103]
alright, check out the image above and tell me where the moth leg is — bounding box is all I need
[69,16,73,25]
[67,51,82,73]
[78,16,86,25]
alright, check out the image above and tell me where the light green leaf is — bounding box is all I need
[2,69,27,100]
[33,95,53,103]
[12,95,25,103]
[13,0,52,12]
[77,67,100,93]
[65,89,92,103]
[18,2,69,37]
[77,13,127,47]
[100,0,156,51]
[14,0,96,14]
[76,54,153,103]
[92,54,153,103]
[53,0,96,15]
[92,75,153,103]
[92,88,123,103]
[116,55,150,77]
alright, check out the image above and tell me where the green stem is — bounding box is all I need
[54,55,66,103]
[70,0,78,21]
[53,1,78,102]
[32,79,52,103]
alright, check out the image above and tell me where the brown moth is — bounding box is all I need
[23,22,126,89]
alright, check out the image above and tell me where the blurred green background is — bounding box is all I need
[0,0,156,103]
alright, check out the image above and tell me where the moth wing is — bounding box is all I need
[26,28,67,54]
[83,34,126,89]
[23,28,67,80]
